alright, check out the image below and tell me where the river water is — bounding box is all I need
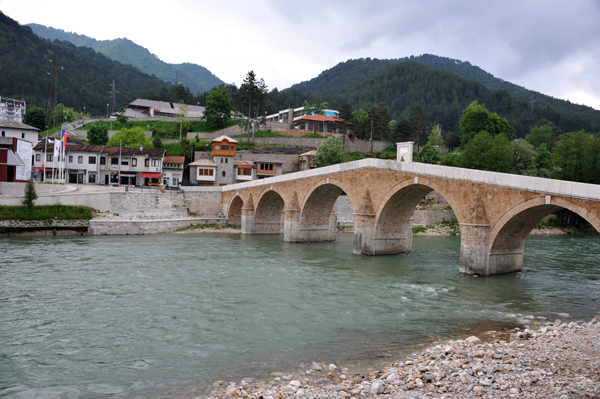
[1,233,599,398]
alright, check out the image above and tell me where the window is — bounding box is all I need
[46,154,53,162]
[220,158,223,163]
[121,159,129,166]
[132,158,137,167]
[100,157,106,165]
[151,159,160,167]
[215,145,220,150]
[78,156,83,164]
[36,154,41,162]
[89,173,96,183]
[222,171,226,177]
[89,156,96,164]
[222,145,230,151]
[145,159,149,167]
[111,158,119,165]
[1,131,4,137]
[21,133,25,138]
[225,158,228,163]
[69,155,73,163]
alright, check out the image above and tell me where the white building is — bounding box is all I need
[0,97,26,123]
[189,159,217,186]
[124,99,204,119]
[162,156,185,187]
[0,120,40,145]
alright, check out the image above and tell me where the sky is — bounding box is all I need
[3,0,600,110]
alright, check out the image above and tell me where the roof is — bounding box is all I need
[234,161,255,167]
[163,156,185,164]
[189,159,217,167]
[32,142,165,157]
[293,115,351,124]
[125,98,204,113]
[255,156,285,164]
[0,120,40,131]
[211,135,239,144]
[300,150,317,156]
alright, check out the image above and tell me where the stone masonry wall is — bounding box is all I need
[0,182,69,196]
[89,217,225,235]
[181,189,223,216]
[109,192,188,218]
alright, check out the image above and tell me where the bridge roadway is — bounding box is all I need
[220,159,600,276]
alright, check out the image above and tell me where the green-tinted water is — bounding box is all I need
[1,233,599,398]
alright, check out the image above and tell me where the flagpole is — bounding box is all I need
[52,140,56,184]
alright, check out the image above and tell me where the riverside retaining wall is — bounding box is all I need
[89,217,226,235]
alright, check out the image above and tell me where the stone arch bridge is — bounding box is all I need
[220,159,600,275]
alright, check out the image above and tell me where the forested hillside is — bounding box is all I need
[0,12,166,116]
[276,60,599,138]
[28,23,224,94]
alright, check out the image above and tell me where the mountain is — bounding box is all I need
[0,12,166,116]
[281,56,600,137]
[28,23,224,94]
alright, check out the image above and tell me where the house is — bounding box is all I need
[32,143,165,186]
[265,107,338,124]
[0,137,31,182]
[0,97,26,123]
[162,156,185,186]
[292,114,351,134]
[124,99,204,119]
[299,150,316,171]
[211,135,239,185]
[234,161,255,182]
[189,159,217,186]
[255,156,284,179]
[0,120,40,145]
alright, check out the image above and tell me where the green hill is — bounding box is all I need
[0,12,166,116]
[280,56,600,137]
[28,23,224,94]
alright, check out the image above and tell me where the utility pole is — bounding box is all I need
[370,120,373,154]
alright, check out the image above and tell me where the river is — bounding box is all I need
[1,233,599,398]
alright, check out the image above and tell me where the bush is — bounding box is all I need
[22,179,38,209]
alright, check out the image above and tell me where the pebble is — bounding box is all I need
[203,318,600,399]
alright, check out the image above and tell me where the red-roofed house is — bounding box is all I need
[292,115,352,134]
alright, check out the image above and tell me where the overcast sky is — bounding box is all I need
[3,0,600,110]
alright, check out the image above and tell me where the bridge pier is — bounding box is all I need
[241,207,255,234]
[284,209,336,242]
[459,224,522,275]
[353,213,413,255]
[242,208,283,234]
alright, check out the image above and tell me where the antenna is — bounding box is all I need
[108,79,118,116]
[46,51,59,128]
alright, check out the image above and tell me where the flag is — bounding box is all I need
[61,129,68,148]
[53,139,60,158]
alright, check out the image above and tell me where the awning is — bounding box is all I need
[6,150,25,167]
[32,167,54,171]
[120,174,136,177]
[140,173,162,178]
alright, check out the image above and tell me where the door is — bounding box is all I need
[105,175,109,185]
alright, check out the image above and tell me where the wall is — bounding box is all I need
[0,182,71,196]
[109,192,188,218]
[232,137,394,153]
[74,130,152,141]
[89,216,225,235]
[0,191,113,212]
[194,152,302,175]
[180,187,223,216]
[412,210,457,226]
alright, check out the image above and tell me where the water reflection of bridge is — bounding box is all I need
[222,159,600,276]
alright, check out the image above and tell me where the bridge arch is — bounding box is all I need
[227,195,244,225]
[253,189,286,234]
[486,196,600,273]
[299,179,355,227]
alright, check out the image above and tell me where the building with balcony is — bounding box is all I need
[0,97,26,123]
[265,107,338,124]
[255,157,284,179]
[189,159,217,186]
[234,161,255,182]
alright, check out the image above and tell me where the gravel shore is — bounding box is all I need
[201,317,600,399]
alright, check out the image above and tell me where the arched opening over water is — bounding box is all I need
[488,197,600,270]
[227,196,244,226]
[301,183,353,229]
[254,190,286,234]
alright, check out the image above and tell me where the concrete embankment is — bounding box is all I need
[89,216,226,235]
[0,219,90,237]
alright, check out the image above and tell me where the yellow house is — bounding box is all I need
[211,135,238,157]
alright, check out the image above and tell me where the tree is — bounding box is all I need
[352,109,369,140]
[237,71,268,142]
[22,179,38,209]
[87,121,109,145]
[24,106,46,130]
[552,130,600,183]
[428,124,445,147]
[391,118,413,143]
[116,107,128,124]
[302,100,329,116]
[176,100,190,140]
[202,86,233,127]
[152,137,163,149]
[411,106,428,150]
[314,137,349,167]
[368,103,390,142]
[525,125,552,148]
[455,131,514,173]
[107,127,153,148]
[446,133,461,151]
[510,138,536,174]
[459,101,514,145]
[337,100,353,144]
[414,143,441,164]
[533,143,552,177]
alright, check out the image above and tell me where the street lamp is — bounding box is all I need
[106,104,109,119]
[119,139,122,186]
[83,106,85,118]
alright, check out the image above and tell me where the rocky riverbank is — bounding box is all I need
[199,317,600,399]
